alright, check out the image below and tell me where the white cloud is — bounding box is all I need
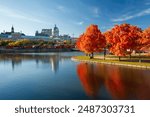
[76,21,84,25]
[0,5,45,24]
[92,7,100,17]
[112,8,150,22]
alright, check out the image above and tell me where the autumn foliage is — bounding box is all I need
[77,23,150,58]
[76,24,106,58]
[104,24,142,57]
[141,27,150,52]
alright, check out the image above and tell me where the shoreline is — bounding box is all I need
[72,56,150,70]
[0,48,77,53]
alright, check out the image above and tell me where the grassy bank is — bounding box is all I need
[73,56,150,68]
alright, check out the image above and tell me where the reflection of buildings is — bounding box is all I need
[11,59,22,70]
[50,55,59,73]
[0,54,22,70]
[0,54,70,73]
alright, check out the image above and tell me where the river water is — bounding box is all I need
[0,52,150,100]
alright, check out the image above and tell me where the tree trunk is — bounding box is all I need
[129,54,132,60]
[104,48,106,60]
[119,56,121,61]
[90,53,94,59]
[139,53,141,63]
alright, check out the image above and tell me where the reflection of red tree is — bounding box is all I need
[105,66,150,100]
[77,62,150,100]
[77,63,101,98]
[105,66,125,99]
[129,71,150,100]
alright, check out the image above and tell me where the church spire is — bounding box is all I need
[11,25,14,33]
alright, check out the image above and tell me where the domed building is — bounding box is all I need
[53,24,59,37]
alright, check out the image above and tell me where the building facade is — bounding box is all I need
[35,29,52,37]
[35,25,59,38]
[53,24,59,37]
[0,25,74,42]
[0,26,25,39]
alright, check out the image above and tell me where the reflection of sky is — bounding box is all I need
[0,52,150,99]
[0,52,85,100]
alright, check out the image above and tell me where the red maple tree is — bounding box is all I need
[141,27,150,53]
[104,24,142,60]
[76,24,106,59]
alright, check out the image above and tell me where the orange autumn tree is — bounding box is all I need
[76,34,84,51]
[76,24,106,59]
[104,24,142,60]
[141,27,150,53]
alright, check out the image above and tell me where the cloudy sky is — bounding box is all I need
[0,0,150,36]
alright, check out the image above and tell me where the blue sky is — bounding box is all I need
[0,0,150,37]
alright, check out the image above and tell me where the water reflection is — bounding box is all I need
[0,53,70,73]
[0,52,150,100]
[77,63,105,99]
[77,63,150,100]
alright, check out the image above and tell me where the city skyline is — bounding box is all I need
[0,0,150,37]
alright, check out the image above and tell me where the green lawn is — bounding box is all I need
[73,55,150,67]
